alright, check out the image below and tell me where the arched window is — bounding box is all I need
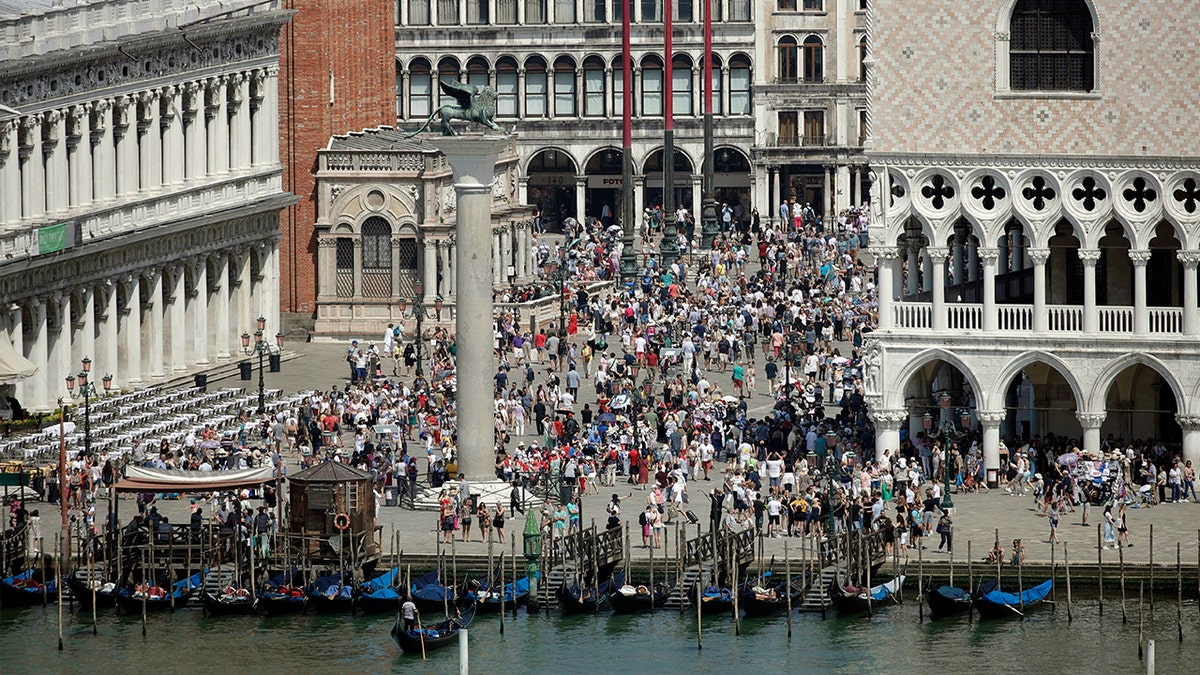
[466,57,490,88]
[525,57,548,117]
[395,62,403,119]
[803,35,823,82]
[408,58,432,119]
[641,56,663,116]
[612,55,630,117]
[708,54,724,115]
[583,56,606,117]
[437,58,460,107]
[672,55,693,116]
[496,57,519,117]
[858,36,868,82]
[554,57,577,117]
[729,55,751,115]
[1010,0,1094,92]
[778,37,798,83]
[408,0,430,25]
[361,217,392,298]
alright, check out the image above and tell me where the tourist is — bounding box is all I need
[1101,504,1117,549]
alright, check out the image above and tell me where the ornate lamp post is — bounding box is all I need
[522,509,543,612]
[398,280,443,379]
[241,316,283,415]
[922,392,970,509]
[64,357,113,460]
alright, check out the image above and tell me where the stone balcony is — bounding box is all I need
[890,301,1189,336]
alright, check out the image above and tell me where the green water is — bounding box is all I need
[1,595,1196,674]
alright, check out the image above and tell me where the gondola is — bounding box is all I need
[0,569,58,607]
[974,579,1053,620]
[357,567,403,615]
[201,587,256,616]
[608,580,670,614]
[830,575,906,617]
[694,585,735,616]
[738,571,805,618]
[391,604,476,655]
[115,571,204,614]
[256,569,307,616]
[467,575,532,613]
[410,569,458,614]
[65,572,120,609]
[308,572,355,614]
[559,572,623,615]
[926,578,997,620]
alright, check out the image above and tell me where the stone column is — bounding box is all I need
[207,77,230,175]
[835,164,850,212]
[230,73,252,171]
[950,233,964,285]
[43,110,68,214]
[979,247,998,332]
[771,168,781,225]
[875,247,898,329]
[51,294,72,402]
[928,246,948,330]
[90,100,115,203]
[1178,414,1200,468]
[100,284,119,385]
[905,244,921,296]
[447,239,457,296]
[19,114,46,219]
[191,259,210,367]
[234,252,253,336]
[868,408,907,462]
[29,299,49,410]
[431,135,508,483]
[160,86,184,186]
[7,305,26,406]
[966,243,979,283]
[423,239,438,302]
[1179,250,1200,335]
[210,254,231,361]
[137,91,162,192]
[0,120,19,225]
[351,239,363,297]
[978,409,1006,488]
[1076,411,1106,458]
[491,229,502,285]
[145,269,165,380]
[120,277,143,388]
[250,69,268,166]
[67,104,93,207]
[182,82,205,181]
[263,240,281,334]
[574,175,586,221]
[439,239,451,296]
[1078,248,1100,333]
[824,165,833,219]
[166,266,188,374]
[76,286,95,368]
[113,96,136,196]
[1029,247,1050,331]
[1129,249,1150,334]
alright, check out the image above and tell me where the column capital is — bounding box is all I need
[976,409,1007,425]
[1128,249,1151,265]
[1176,414,1200,431]
[1077,247,1101,264]
[872,246,900,261]
[1177,250,1200,267]
[1075,411,1107,429]
[1027,247,1051,264]
[977,247,999,263]
[866,407,908,426]
[925,246,949,260]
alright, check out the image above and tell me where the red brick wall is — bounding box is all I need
[278,0,396,314]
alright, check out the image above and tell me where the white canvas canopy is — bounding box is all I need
[0,337,37,385]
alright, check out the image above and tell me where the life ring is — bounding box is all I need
[334,513,351,531]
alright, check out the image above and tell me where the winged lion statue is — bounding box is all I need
[405,79,508,137]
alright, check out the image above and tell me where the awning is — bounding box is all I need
[113,466,276,493]
[0,337,37,385]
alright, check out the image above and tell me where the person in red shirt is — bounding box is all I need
[627,447,640,486]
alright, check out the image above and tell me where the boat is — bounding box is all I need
[608,580,670,614]
[256,569,307,616]
[974,579,1053,620]
[308,572,355,614]
[115,571,204,614]
[739,572,804,618]
[467,575,532,613]
[830,575,906,617]
[65,572,120,609]
[357,567,403,615]
[0,569,57,607]
[694,586,735,616]
[410,569,458,614]
[391,603,476,655]
[559,572,623,615]
[201,586,256,616]
[926,578,997,620]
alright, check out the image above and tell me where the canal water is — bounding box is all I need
[2,594,1196,674]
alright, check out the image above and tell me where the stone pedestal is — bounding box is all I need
[430,135,510,483]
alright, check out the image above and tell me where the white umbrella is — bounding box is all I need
[610,394,632,409]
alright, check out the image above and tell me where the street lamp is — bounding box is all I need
[522,509,543,612]
[922,392,971,509]
[398,280,443,378]
[241,316,283,415]
[64,357,113,460]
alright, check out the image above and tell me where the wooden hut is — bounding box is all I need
[287,462,378,562]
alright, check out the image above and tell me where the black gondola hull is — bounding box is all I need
[201,592,256,616]
[391,605,475,654]
[926,587,972,619]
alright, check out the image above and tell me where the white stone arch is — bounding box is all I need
[1008,168,1063,244]
[1161,170,1200,249]
[960,167,1014,230]
[522,146,581,176]
[994,0,1100,92]
[990,351,1085,413]
[883,347,985,412]
[1087,352,1186,416]
[1060,168,1114,247]
[640,145,696,176]
[329,183,420,234]
[1110,169,1166,249]
[880,168,913,244]
[909,167,962,225]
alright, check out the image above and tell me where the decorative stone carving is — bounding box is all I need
[442,185,456,213]
[866,407,908,427]
[861,338,882,394]
[976,410,1006,426]
[1127,249,1152,265]
[1075,411,1107,429]
[1027,247,1051,265]
[0,119,14,156]
[1076,248,1101,263]
[1176,250,1200,267]
[1175,414,1200,431]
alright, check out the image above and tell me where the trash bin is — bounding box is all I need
[385,487,397,507]
[268,353,281,372]
[238,361,252,380]
[194,373,208,391]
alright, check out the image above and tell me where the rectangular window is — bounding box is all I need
[497,71,519,116]
[672,67,691,116]
[554,69,576,116]
[587,0,605,22]
[673,0,693,22]
[613,67,625,116]
[729,66,750,114]
[555,0,576,22]
[803,110,825,145]
[525,0,546,22]
[395,73,403,118]
[466,0,488,23]
[802,0,822,10]
[410,72,432,118]
[584,69,605,116]
[497,0,517,22]
[858,109,868,146]
[438,0,459,23]
[778,111,798,145]
[709,65,723,115]
[728,0,749,20]
[777,0,796,11]
[641,0,661,22]
[468,71,489,88]
[408,0,430,24]
[642,68,662,116]
[526,71,547,117]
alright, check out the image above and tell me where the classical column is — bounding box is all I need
[1179,250,1200,335]
[950,233,964,285]
[928,246,948,330]
[1129,249,1150,334]
[1178,414,1200,468]
[351,238,363,297]
[50,294,72,402]
[438,239,451,296]
[1076,411,1107,458]
[979,247,998,332]
[905,244,921,296]
[966,243,979,283]
[29,299,49,410]
[823,165,833,220]
[771,168,781,225]
[137,90,162,191]
[1078,248,1100,333]
[7,305,25,406]
[633,175,645,216]
[431,135,507,483]
[76,286,95,369]
[249,69,268,166]
[210,253,231,361]
[491,229,502,285]
[230,73,252,171]
[835,164,850,212]
[182,82,205,181]
[120,277,143,388]
[112,96,136,196]
[191,259,210,367]
[234,252,253,336]
[851,166,860,206]
[574,175,586,221]
[67,104,93,207]
[207,76,230,174]
[19,114,46,219]
[99,284,119,385]
[144,269,165,380]
[875,247,898,330]
[978,409,1006,488]
[160,86,184,186]
[868,408,908,462]
[447,239,457,296]
[0,120,19,225]
[389,237,403,298]
[165,266,187,374]
[257,241,279,331]
[43,110,68,213]
[1029,247,1050,332]
[422,238,438,301]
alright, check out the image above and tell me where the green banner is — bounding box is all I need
[0,473,27,487]
[35,222,69,255]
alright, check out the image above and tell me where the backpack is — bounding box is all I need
[638,511,647,526]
